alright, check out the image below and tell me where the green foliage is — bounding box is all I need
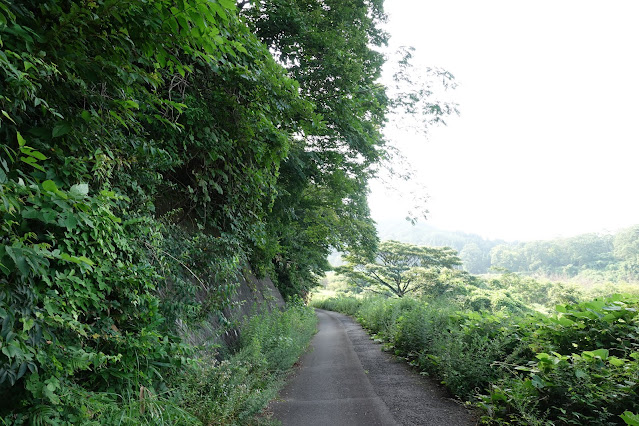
[1,0,459,421]
[312,296,363,317]
[316,291,639,425]
[0,0,316,421]
[241,0,459,298]
[336,240,462,297]
[376,218,639,281]
[176,304,317,425]
[489,230,639,283]
[0,150,190,421]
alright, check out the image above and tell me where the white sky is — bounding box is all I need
[369,0,639,242]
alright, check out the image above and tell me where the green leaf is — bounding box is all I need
[20,156,45,171]
[52,122,71,138]
[16,362,27,380]
[2,342,23,359]
[16,131,26,147]
[76,256,95,266]
[43,380,61,404]
[591,348,609,360]
[42,180,58,192]
[41,209,58,224]
[69,183,89,199]
[21,146,47,160]
[218,0,236,10]
[22,318,34,332]
[109,111,128,128]
[5,246,29,276]
[608,356,626,367]
[61,215,78,230]
[2,110,16,124]
[621,411,639,426]
[21,208,39,219]
[531,374,545,389]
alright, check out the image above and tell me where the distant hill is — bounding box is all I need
[373,219,639,283]
[375,218,506,274]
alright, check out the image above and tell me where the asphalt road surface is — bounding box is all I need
[271,309,476,425]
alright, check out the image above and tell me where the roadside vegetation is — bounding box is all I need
[1,0,452,423]
[314,242,639,425]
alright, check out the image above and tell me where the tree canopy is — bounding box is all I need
[0,0,461,420]
[337,240,462,297]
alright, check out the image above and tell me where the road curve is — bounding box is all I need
[271,309,476,426]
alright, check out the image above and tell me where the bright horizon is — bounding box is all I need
[369,0,639,242]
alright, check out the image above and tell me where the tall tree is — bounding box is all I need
[336,240,462,297]
[241,0,389,297]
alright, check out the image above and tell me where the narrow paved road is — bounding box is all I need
[271,309,476,425]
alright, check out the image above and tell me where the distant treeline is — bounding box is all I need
[377,219,639,282]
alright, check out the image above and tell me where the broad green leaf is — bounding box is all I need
[21,208,38,219]
[42,180,58,192]
[591,348,609,360]
[218,0,235,9]
[41,209,58,224]
[16,362,27,380]
[608,356,626,366]
[43,383,61,404]
[22,318,34,332]
[60,215,78,230]
[69,183,89,199]
[530,374,545,389]
[621,411,639,426]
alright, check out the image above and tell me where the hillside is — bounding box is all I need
[376,218,639,283]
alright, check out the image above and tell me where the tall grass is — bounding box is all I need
[175,303,317,425]
[314,294,639,425]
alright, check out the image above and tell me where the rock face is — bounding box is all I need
[230,271,286,314]
[178,269,286,353]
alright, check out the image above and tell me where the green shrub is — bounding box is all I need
[312,296,362,316]
[481,295,639,425]
[318,292,639,425]
[177,304,317,425]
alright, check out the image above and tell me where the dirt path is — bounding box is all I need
[270,309,476,425]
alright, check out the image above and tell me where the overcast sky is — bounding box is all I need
[369,0,639,241]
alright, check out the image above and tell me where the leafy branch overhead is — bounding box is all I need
[337,240,462,297]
